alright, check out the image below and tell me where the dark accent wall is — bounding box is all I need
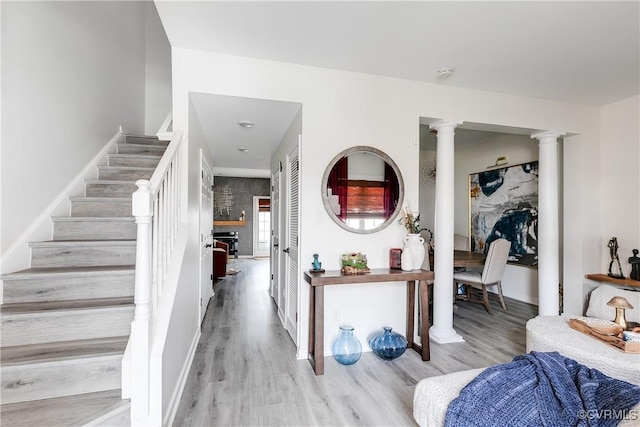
[213,176,270,256]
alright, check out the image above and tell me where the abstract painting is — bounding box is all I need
[469,161,539,267]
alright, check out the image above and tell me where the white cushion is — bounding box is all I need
[413,368,485,427]
[586,284,640,323]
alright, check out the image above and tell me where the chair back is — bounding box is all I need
[481,239,511,284]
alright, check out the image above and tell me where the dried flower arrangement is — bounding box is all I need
[398,208,433,241]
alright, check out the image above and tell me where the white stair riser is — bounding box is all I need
[1,306,133,347]
[108,156,161,168]
[2,274,134,304]
[70,201,131,217]
[98,168,153,181]
[30,244,135,268]
[1,355,122,404]
[53,220,136,240]
[117,144,166,155]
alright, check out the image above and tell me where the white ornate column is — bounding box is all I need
[532,131,564,316]
[429,120,464,343]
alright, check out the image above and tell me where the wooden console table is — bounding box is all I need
[303,268,434,375]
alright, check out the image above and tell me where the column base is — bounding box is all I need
[429,326,465,344]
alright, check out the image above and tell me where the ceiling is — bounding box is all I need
[155,1,639,175]
[190,94,301,176]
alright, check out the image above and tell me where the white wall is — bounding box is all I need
[171,48,604,360]
[572,95,640,310]
[144,2,172,134]
[158,98,213,423]
[563,95,639,316]
[1,1,146,254]
[599,96,640,273]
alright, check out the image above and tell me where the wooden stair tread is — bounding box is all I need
[97,165,155,171]
[0,296,134,314]
[0,389,125,427]
[52,216,135,222]
[68,196,131,202]
[123,135,168,145]
[2,265,134,279]
[29,239,135,247]
[108,153,162,159]
[1,336,129,365]
[116,142,166,148]
[84,179,137,184]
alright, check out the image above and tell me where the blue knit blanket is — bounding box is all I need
[444,351,640,427]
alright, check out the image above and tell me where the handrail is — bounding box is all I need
[156,112,173,141]
[130,129,184,423]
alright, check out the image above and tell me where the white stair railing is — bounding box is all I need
[130,129,184,424]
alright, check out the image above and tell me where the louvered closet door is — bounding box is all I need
[285,142,300,344]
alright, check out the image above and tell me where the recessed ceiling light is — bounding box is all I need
[437,68,454,79]
[237,147,250,153]
[237,120,254,128]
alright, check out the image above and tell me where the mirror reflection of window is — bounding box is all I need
[322,146,404,234]
[328,152,399,221]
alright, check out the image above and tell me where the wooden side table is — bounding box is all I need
[303,268,434,375]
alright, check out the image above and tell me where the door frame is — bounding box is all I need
[284,138,301,344]
[198,150,214,325]
[271,163,284,322]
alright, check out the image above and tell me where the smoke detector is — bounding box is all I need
[437,68,454,79]
[237,120,254,128]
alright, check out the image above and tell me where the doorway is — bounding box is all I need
[253,196,271,258]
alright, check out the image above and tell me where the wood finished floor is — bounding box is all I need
[173,258,537,427]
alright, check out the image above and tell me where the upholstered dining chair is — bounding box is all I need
[453,238,511,315]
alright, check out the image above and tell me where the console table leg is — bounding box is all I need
[311,285,324,375]
[419,280,431,361]
[406,280,415,349]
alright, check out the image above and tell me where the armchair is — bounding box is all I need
[213,240,229,279]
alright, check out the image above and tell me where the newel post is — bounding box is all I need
[131,179,153,421]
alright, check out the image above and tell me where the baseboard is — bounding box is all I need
[163,328,201,427]
[0,131,123,276]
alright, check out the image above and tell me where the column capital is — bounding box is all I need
[429,120,463,132]
[531,131,565,143]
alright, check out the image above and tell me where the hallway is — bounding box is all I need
[173,258,536,426]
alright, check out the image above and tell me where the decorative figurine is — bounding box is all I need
[311,253,323,272]
[607,237,625,279]
[629,249,640,281]
[607,296,634,330]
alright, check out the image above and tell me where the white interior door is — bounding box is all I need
[285,141,300,343]
[271,165,284,322]
[199,151,214,325]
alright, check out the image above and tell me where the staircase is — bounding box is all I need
[0,135,168,426]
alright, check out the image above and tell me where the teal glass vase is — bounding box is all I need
[369,326,407,360]
[332,325,362,365]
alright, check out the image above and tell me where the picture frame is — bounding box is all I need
[468,161,539,267]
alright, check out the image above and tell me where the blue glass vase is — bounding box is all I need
[369,326,408,360]
[332,325,362,365]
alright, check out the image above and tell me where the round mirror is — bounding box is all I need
[322,146,404,234]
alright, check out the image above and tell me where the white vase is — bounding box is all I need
[404,234,425,270]
[401,247,413,271]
